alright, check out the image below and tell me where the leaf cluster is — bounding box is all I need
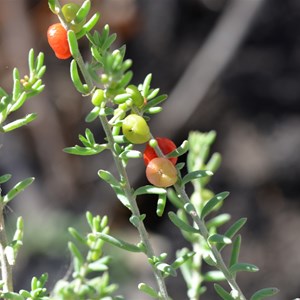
[0,49,45,132]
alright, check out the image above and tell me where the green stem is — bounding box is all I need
[0,205,13,294]
[174,185,246,300]
[99,114,170,299]
[71,37,170,300]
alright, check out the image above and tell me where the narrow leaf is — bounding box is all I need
[206,213,231,229]
[203,271,226,282]
[250,288,279,300]
[144,94,167,110]
[208,234,232,245]
[200,191,230,219]
[119,150,142,159]
[97,232,142,253]
[68,227,86,244]
[229,262,259,273]
[3,177,34,204]
[229,235,242,269]
[134,185,166,197]
[3,113,37,132]
[225,218,247,239]
[70,59,89,94]
[142,73,152,97]
[85,106,100,122]
[68,242,84,264]
[168,211,199,233]
[98,170,120,187]
[166,140,189,158]
[75,0,91,23]
[182,170,213,186]
[156,262,177,277]
[138,283,159,299]
[0,174,12,184]
[214,284,235,300]
[156,193,167,217]
[172,251,195,269]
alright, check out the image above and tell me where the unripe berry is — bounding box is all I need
[122,114,150,144]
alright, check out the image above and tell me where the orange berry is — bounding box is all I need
[47,23,71,59]
[146,157,177,188]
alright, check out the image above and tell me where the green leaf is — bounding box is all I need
[102,33,117,51]
[144,106,162,114]
[138,283,159,299]
[171,250,195,269]
[203,271,226,282]
[200,191,230,219]
[19,290,31,298]
[217,218,246,251]
[155,262,177,277]
[68,227,86,244]
[68,30,79,58]
[166,140,189,158]
[229,262,259,273]
[70,59,89,94]
[202,251,217,267]
[225,218,247,239]
[129,214,146,227]
[10,92,27,112]
[208,234,232,245]
[147,88,160,100]
[141,73,152,97]
[3,177,34,204]
[3,113,37,132]
[48,0,58,13]
[97,232,142,253]
[85,106,100,122]
[85,128,95,145]
[156,193,167,217]
[75,0,91,23]
[206,213,231,229]
[229,235,241,269]
[214,284,235,300]
[250,288,279,300]
[77,12,100,39]
[68,242,84,264]
[0,174,12,184]
[182,170,213,186]
[88,260,109,272]
[98,170,120,187]
[1,292,24,300]
[115,71,133,90]
[134,185,166,197]
[167,189,184,209]
[168,211,199,233]
[119,150,142,159]
[64,144,106,156]
[143,94,167,110]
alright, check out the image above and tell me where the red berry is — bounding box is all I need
[47,23,71,59]
[146,157,177,188]
[144,137,177,166]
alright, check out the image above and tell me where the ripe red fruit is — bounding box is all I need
[146,157,177,188]
[143,137,177,166]
[47,23,71,59]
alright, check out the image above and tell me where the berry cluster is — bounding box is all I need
[143,137,178,187]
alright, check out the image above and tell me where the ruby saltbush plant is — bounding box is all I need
[0,0,280,299]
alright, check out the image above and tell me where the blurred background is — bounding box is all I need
[1,0,300,299]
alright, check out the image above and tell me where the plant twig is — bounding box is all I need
[0,205,13,294]
[174,185,247,300]
[71,35,170,300]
